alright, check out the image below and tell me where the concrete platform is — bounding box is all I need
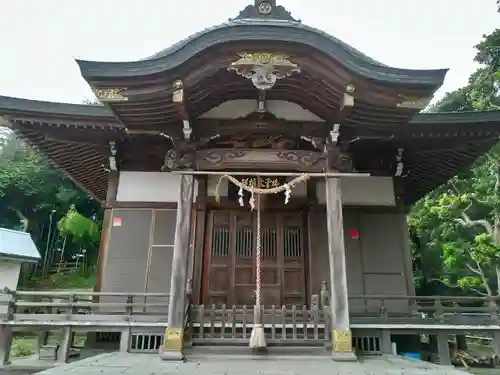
[23,352,474,375]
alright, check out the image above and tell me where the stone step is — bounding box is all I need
[185,345,332,359]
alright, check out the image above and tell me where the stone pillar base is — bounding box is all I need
[332,351,358,362]
[160,328,184,361]
[159,349,184,361]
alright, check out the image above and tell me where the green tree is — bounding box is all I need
[0,128,102,277]
[410,27,500,296]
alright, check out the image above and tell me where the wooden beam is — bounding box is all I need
[172,170,370,177]
[161,174,194,361]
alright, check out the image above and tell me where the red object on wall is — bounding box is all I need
[113,217,122,227]
[349,230,359,240]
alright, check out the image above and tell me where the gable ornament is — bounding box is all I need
[228,52,300,90]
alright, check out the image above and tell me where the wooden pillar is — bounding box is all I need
[380,329,393,355]
[325,176,356,361]
[56,327,73,364]
[94,171,118,293]
[0,325,12,367]
[436,332,451,365]
[160,174,194,361]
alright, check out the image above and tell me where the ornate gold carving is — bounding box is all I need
[228,52,300,90]
[333,329,352,353]
[92,88,128,102]
[396,96,432,109]
[163,327,184,351]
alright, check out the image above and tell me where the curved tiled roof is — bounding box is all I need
[76,19,447,86]
[0,96,113,118]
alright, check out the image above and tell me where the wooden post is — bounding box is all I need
[325,176,356,361]
[0,325,12,368]
[160,174,194,361]
[436,332,451,365]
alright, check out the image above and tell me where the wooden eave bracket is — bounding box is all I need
[101,141,118,173]
[330,84,355,145]
[172,80,191,141]
[394,148,405,177]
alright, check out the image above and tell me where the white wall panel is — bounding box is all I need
[316,176,395,206]
[117,172,198,202]
[199,99,325,122]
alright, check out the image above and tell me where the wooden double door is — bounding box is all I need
[202,210,307,307]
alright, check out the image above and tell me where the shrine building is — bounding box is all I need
[1,0,500,360]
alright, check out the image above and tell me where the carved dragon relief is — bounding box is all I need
[160,136,196,172]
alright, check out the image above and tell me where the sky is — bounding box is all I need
[0,0,498,105]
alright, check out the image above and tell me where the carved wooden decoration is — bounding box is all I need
[208,134,310,150]
[196,148,325,171]
[326,145,354,173]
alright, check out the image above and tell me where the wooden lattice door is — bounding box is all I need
[203,210,306,306]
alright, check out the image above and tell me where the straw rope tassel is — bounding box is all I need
[249,191,267,349]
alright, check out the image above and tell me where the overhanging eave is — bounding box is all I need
[76,20,448,88]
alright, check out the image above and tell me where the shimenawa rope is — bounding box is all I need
[213,173,309,349]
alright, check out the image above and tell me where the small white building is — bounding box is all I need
[0,228,41,313]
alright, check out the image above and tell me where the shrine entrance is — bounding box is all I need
[202,209,307,307]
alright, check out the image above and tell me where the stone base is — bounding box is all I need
[332,350,358,362]
[159,347,184,361]
[160,328,184,361]
[251,347,269,355]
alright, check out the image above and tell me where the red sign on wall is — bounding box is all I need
[113,217,122,227]
[349,230,359,240]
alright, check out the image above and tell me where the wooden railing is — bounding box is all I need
[348,295,500,327]
[3,290,500,363]
[190,305,329,345]
[2,291,500,327]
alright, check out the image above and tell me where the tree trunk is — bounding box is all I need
[7,206,29,231]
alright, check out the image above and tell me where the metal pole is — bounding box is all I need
[170,171,371,178]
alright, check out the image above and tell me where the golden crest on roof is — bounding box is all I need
[228,52,300,90]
